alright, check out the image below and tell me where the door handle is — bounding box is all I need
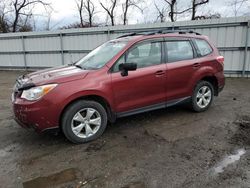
[193,63,201,69]
[155,70,165,76]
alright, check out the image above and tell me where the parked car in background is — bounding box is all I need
[12,30,225,143]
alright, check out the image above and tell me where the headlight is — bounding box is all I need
[21,84,57,101]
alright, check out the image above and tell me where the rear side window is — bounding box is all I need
[165,41,194,62]
[194,39,213,56]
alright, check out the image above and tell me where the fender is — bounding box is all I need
[60,89,115,114]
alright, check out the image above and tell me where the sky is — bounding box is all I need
[28,0,250,30]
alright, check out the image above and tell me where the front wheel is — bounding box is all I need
[190,81,214,112]
[61,100,107,143]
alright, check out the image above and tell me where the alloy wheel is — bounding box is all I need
[71,108,102,138]
[196,86,212,108]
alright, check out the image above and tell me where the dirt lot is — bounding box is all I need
[0,71,250,188]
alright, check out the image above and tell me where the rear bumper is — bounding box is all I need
[215,71,225,94]
[218,85,224,93]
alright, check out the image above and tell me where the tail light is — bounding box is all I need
[216,56,224,69]
[216,56,224,64]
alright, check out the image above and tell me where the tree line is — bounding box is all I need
[0,0,249,33]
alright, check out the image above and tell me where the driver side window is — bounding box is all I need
[112,41,162,72]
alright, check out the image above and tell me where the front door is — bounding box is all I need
[111,39,167,113]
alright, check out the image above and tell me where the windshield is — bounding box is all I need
[75,40,128,70]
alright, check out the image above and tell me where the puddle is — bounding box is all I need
[231,115,250,146]
[23,168,79,188]
[213,148,246,174]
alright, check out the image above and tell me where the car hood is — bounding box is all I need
[22,65,89,85]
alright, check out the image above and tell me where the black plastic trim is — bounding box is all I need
[116,96,190,118]
[18,83,36,91]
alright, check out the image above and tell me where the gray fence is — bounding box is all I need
[0,17,249,77]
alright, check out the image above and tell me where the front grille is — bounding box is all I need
[12,75,28,100]
[14,75,29,91]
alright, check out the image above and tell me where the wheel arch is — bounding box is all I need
[189,66,219,96]
[200,75,219,96]
[59,94,116,130]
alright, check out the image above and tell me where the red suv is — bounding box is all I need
[12,30,225,143]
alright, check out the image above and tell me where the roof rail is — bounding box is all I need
[117,29,201,39]
[162,30,201,35]
[146,30,201,35]
[117,31,156,38]
[117,32,138,38]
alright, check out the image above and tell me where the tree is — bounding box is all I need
[163,0,191,22]
[0,15,9,33]
[76,0,84,27]
[85,0,95,27]
[163,0,218,22]
[194,13,221,20]
[12,0,51,32]
[154,2,167,23]
[76,0,95,27]
[44,8,52,30]
[229,0,249,16]
[0,4,10,33]
[100,0,117,26]
[122,0,143,25]
[164,0,177,22]
[191,0,209,20]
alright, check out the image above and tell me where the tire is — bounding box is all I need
[190,81,214,112]
[61,100,107,144]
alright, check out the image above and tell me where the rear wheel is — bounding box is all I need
[190,81,214,112]
[62,100,107,143]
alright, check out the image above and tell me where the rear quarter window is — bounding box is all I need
[194,39,213,56]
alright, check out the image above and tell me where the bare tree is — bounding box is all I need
[191,0,209,20]
[163,0,191,22]
[229,0,249,16]
[0,4,10,33]
[85,0,95,26]
[122,0,143,25]
[76,0,96,27]
[164,0,216,21]
[76,0,84,27]
[100,0,117,26]
[154,2,167,23]
[12,0,50,32]
[194,13,221,20]
[0,15,9,33]
[44,8,52,30]
[164,0,177,22]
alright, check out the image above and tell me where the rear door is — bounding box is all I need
[164,38,198,101]
[111,39,167,113]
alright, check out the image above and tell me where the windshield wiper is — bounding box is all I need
[68,63,85,70]
[74,64,83,69]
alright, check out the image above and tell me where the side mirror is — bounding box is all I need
[119,63,137,77]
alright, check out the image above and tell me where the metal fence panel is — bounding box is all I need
[0,38,23,52]
[63,34,107,51]
[0,17,249,77]
[0,54,24,67]
[26,54,62,67]
[24,37,60,52]
[63,53,87,64]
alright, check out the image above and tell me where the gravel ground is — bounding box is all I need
[0,70,250,188]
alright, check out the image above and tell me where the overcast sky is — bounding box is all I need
[30,0,250,30]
